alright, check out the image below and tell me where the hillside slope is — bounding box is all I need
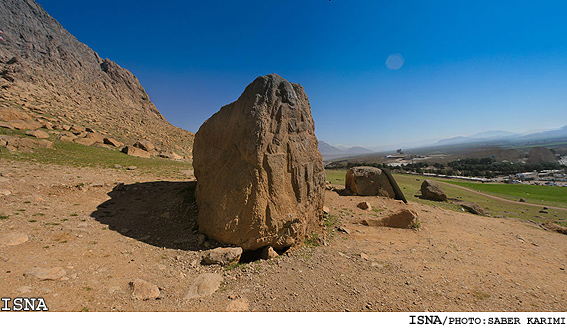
[0,0,193,154]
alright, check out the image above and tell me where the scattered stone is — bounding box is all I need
[159,151,182,160]
[357,201,371,210]
[202,247,243,266]
[122,146,150,158]
[452,200,486,216]
[41,122,54,130]
[193,74,325,250]
[360,209,418,229]
[345,166,395,197]
[74,137,97,146]
[0,108,33,121]
[0,121,15,130]
[0,189,11,196]
[337,226,350,234]
[113,164,123,169]
[70,125,86,134]
[323,206,330,214]
[420,180,448,201]
[25,267,66,280]
[543,207,549,210]
[130,279,160,300]
[26,130,50,139]
[184,273,223,299]
[261,246,279,260]
[133,139,155,152]
[226,298,250,312]
[539,210,548,214]
[126,166,137,170]
[86,132,105,143]
[6,137,53,150]
[0,232,28,246]
[519,198,526,202]
[104,137,122,148]
[18,121,42,130]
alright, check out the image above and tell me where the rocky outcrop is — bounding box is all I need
[0,0,193,154]
[345,166,395,197]
[193,74,325,251]
[420,180,448,201]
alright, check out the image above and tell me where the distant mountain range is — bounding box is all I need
[318,141,373,160]
[320,125,567,160]
[435,126,567,146]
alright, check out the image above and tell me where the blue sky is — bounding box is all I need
[37,0,567,148]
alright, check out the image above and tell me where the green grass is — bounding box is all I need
[325,169,346,185]
[324,169,567,226]
[438,180,567,208]
[0,139,192,179]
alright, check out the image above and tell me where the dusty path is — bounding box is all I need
[1,159,566,311]
[437,181,567,211]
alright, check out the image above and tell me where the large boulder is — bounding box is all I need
[420,180,448,201]
[193,74,325,251]
[345,166,395,197]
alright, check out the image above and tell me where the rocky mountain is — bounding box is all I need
[318,140,373,160]
[0,0,193,154]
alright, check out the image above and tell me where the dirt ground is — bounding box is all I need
[1,158,566,312]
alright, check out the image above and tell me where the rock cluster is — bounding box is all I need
[193,74,325,250]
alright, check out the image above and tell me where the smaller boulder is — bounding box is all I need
[26,130,50,139]
[122,146,150,158]
[201,247,243,266]
[74,137,97,146]
[519,198,526,202]
[70,125,86,134]
[104,137,122,147]
[420,180,448,201]
[184,273,223,299]
[134,140,154,152]
[357,201,371,210]
[452,200,486,216]
[159,151,182,160]
[260,246,278,260]
[360,209,418,229]
[130,279,160,300]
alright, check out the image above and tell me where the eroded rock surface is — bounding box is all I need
[193,74,325,250]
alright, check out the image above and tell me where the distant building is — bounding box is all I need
[517,171,539,181]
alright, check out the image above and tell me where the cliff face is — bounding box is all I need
[0,0,193,154]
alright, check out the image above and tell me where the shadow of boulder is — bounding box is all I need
[91,180,212,251]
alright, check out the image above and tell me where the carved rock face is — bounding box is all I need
[193,74,325,250]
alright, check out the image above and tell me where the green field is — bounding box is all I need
[325,169,567,226]
[440,180,567,208]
